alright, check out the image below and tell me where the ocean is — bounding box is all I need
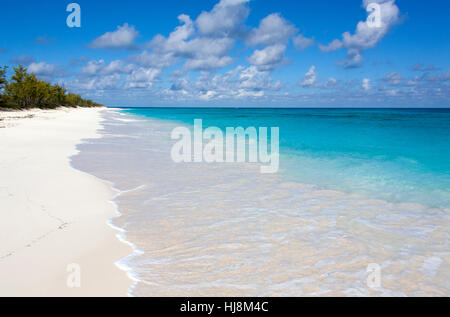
[72,108,450,296]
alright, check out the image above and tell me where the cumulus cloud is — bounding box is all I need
[247,44,287,71]
[362,78,371,91]
[401,70,449,88]
[146,14,235,72]
[64,74,122,91]
[196,0,250,37]
[131,1,298,75]
[129,50,177,69]
[246,13,297,47]
[322,77,339,89]
[55,0,447,106]
[184,56,234,71]
[319,39,343,52]
[293,34,314,50]
[81,60,134,76]
[28,62,63,78]
[90,23,139,49]
[150,14,195,53]
[244,13,297,72]
[297,67,342,89]
[174,37,234,64]
[299,65,318,87]
[64,66,160,92]
[125,67,161,89]
[166,65,281,101]
[383,72,403,85]
[238,66,282,91]
[320,0,400,68]
[338,49,364,68]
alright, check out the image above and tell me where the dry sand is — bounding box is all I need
[0,107,132,297]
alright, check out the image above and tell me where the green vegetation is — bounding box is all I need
[0,65,103,109]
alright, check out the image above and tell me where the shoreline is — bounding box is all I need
[0,107,133,296]
[76,109,448,296]
[1,107,448,296]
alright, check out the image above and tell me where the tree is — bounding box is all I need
[2,64,103,109]
[49,84,67,107]
[6,65,29,106]
[0,66,7,92]
[67,92,85,107]
[0,66,7,105]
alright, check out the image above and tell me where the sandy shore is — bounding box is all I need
[0,107,132,297]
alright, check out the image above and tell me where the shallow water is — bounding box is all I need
[125,107,450,208]
[72,109,450,296]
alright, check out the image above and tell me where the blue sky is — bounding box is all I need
[0,0,449,107]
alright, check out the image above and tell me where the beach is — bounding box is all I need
[0,108,132,296]
[0,107,448,297]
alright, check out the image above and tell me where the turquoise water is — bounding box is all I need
[123,108,450,208]
[73,109,450,296]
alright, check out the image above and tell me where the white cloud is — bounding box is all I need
[362,78,371,91]
[151,14,195,52]
[173,37,235,62]
[54,0,449,106]
[125,67,161,89]
[81,60,104,76]
[166,65,281,101]
[81,60,134,76]
[64,74,122,91]
[246,13,297,47]
[28,62,62,78]
[128,1,297,75]
[299,65,318,87]
[90,23,139,49]
[247,44,286,71]
[102,60,135,75]
[196,0,250,37]
[184,56,233,71]
[406,76,420,87]
[293,34,314,50]
[238,66,281,91]
[298,67,340,89]
[91,74,122,90]
[323,77,339,89]
[129,50,177,69]
[320,0,400,68]
[147,14,235,72]
[319,39,343,52]
[383,72,403,85]
[338,49,364,68]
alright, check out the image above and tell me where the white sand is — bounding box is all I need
[0,108,132,297]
